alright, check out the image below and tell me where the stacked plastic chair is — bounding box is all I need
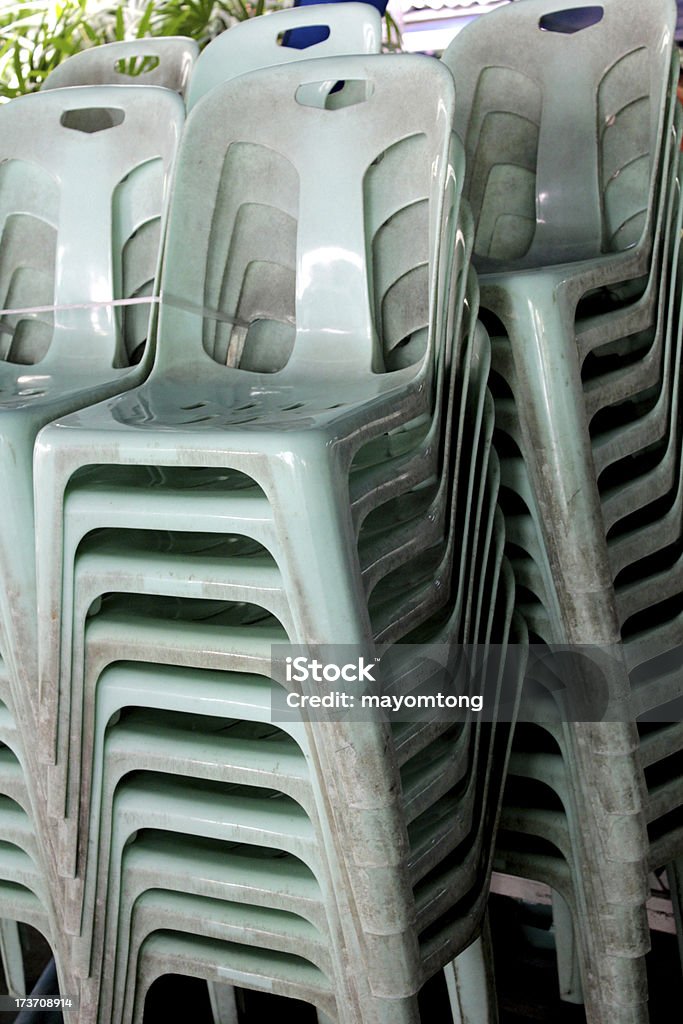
[31,16,380,1001]
[32,51,523,1023]
[0,76,184,1006]
[0,658,67,1004]
[31,8,382,1017]
[442,1,681,1021]
[0,82,183,713]
[41,37,199,96]
[185,2,383,110]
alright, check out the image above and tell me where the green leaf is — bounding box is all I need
[82,21,98,43]
[12,44,26,91]
[115,6,125,41]
[384,10,402,51]
[136,2,155,38]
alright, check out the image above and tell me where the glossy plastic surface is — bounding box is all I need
[42,37,199,96]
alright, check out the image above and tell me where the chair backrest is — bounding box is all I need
[0,85,184,370]
[156,54,457,380]
[185,3,382,111]
[42,38,199,98]
[283,0,387,50]
[442,0,676,266]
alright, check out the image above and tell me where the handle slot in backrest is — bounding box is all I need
[278,26,331,48]
[539,5,604,33]
[60,108,125,134]
[113,55,161,77]
[295,79,374,110]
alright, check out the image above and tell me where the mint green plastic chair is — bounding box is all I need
[42,37,199,97]
[44,221,474,738]
[0,738,72,1010]
[0,85,183,1016]
[30,51,522,1024]
[613,201,683,1016]
[442,0,677,647]
[0,84,183,747]
[34,54,467,792]
[442,1,680,1021]
[473,0,683,954]
[0,919,25,998]
[59,369,518,1014]
[56,379,512,1012]
[0,672,56,991]
[186,3,381,111]
[492,125,682,615]
[34,131,473,769]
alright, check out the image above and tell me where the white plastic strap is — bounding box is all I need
[0,295,159,319]
[0,292,256,330]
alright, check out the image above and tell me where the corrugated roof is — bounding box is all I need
[400,0,508,11]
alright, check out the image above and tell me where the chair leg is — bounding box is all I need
[551,889,584,1004]
[667,859,683,970]
[444,923,499,1024]
[206,981,240,1024]
[0,919,25,998]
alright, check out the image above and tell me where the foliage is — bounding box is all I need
[383,8,400,51]
[0,1,98,96]
[147,0,279,44]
